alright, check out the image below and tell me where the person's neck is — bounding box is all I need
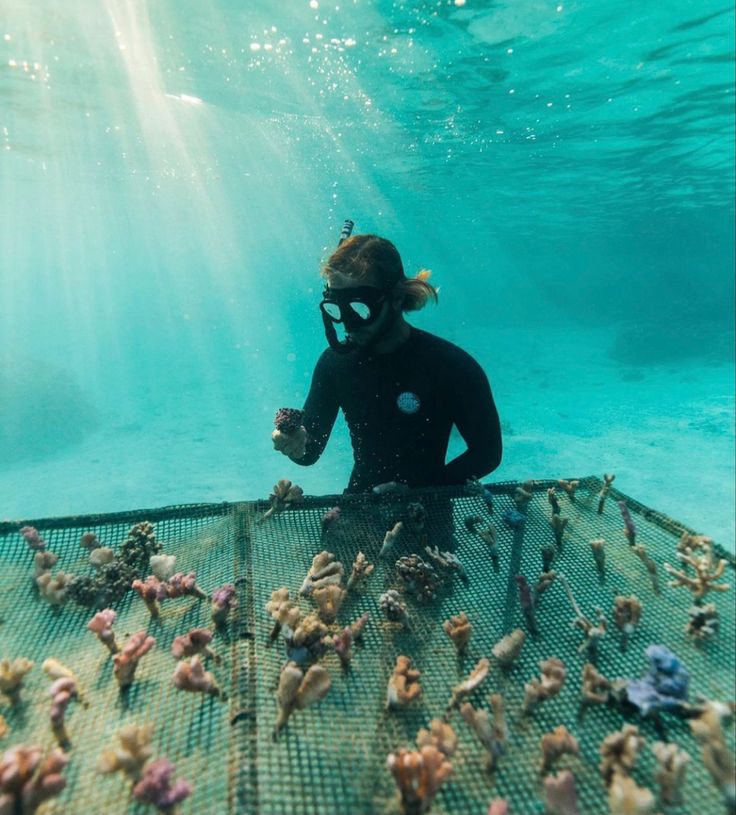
[372,317,411,354]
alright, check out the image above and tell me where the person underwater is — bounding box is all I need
[272,229,502,494]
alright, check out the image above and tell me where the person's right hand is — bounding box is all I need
[271,426,308,460]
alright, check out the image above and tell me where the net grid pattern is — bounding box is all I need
[0,477,734,815]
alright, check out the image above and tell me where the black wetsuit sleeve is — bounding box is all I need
[441,355,502,485]
[292,351,340,466]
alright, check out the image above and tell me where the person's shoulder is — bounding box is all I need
[411,327,481,366]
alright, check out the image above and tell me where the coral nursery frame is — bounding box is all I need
[1,477,734,815]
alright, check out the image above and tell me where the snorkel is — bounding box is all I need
[321,219,358,355]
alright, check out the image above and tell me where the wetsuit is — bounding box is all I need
[294,326,502,493]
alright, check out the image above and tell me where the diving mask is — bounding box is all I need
[319,286,390,331]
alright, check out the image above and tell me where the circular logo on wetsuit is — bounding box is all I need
[396,391,421,414]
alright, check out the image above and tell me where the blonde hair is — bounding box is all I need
[322,234,439,312]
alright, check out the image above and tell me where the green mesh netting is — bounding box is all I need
[0,477,734,815]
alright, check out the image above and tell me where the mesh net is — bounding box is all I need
[0,478,734,815]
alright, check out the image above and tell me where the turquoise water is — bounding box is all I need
[0,1,734,546]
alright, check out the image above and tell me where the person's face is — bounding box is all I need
[325,277,400,347]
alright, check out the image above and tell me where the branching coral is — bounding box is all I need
[396,555,440,602]
[211,584,237,627]
[87,609,119,654]
[590,539,606,579]
[544,770,580,815]
[80,532,100,550]
[404,501,427,536]
[97,723,153,780]
[32,551,58,579]
[513,481,534,510]
[320,505,341,536]
[331,626,353,672]
[551,515,569,549]
[632,546,660,595]
[0,745,68,814]
[287,613,328,665]
[349,612,370,642]
[686,603,719,642]
[415,720,457,758]
[0,658,33,703]
[387,745,452,815]
[522,658,566,716]
[379,521,404,558]
[580,663,612,708]
[299,551,345,596]
[540,726,579,773]
[599,724,645,786]
[20,526,45,551]
[347,551,374,591]
[132,576,168,618]
[265,588,302,640]
[652,741,689,806]
[665,539,730,601]
[380,590,410,627]
[150,554,176,581]
[618,502,637,546]
[274,662,331,735]
[443,612,473,653]
[36,570,74,606]
[463,517,499,568]
[547,487,561,516]
[608,773,656,815]
[113,632,156,689]
[677,532,712,554]
[49,677,77,748]
[559,575,606,660]
[597,473,616,514]
[515,575,538,636]
[460,694,507,772]
[541,544,556,573]
[312,584,346,624]
[689,699,736,811]
[171,629,216,661]
[492,629,526,669]
[448,658,490,711]
[424,546,469,584]
[557,479,579,502]
[172,657,220,697]
[166,572,207,600]
[133,756,192,813]
[42,658,77,683]
[613,595,642,652]
[386,656,422,710]
[259,479,304,523]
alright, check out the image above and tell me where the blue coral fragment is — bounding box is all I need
[625,644,689,716]
[503,509,526,529]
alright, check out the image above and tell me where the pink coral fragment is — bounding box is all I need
[133,757,191,813]
[87,609,118,653]
[113,632,156,689]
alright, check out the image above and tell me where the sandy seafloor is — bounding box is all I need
[1,326,733,552]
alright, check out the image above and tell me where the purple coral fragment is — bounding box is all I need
[20,526,46,551]
[133,757,192,813]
